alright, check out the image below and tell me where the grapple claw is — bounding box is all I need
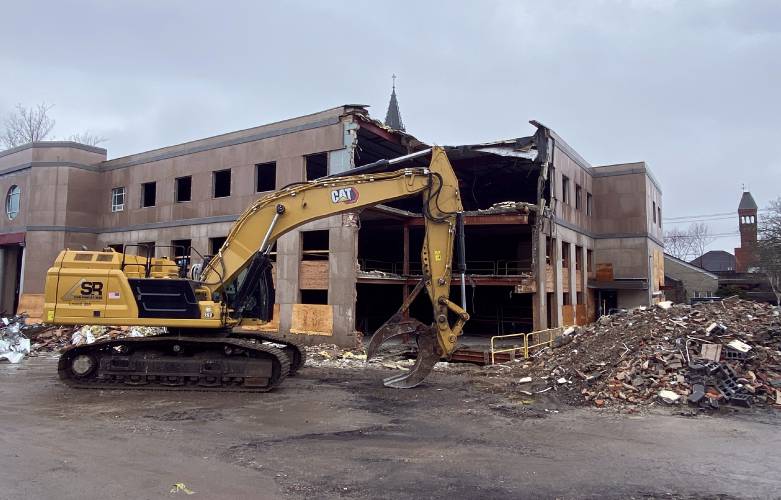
[365,314,428,361]
[381,328,440,389]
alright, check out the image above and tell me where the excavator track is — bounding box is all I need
[58,336,290,392]
[229,331,307,375]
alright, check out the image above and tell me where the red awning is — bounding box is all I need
[0,232,25,245]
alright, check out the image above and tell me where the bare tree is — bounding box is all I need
[688,222,716,261]
[664,222,714,261]
[68,131,107,146]
[758,198,781,306]
[664,227,694,260]
[1,103,56,148]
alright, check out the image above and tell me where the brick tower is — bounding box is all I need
[735,190,758,272]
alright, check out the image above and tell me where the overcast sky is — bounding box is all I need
[1,0,779,253]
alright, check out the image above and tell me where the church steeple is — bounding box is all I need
[735,188,759,272]
[384,74,405,131]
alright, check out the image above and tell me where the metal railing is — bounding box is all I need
[489,326,564,364]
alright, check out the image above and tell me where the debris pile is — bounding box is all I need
[0,315,33,363]
[506,298,781,410]
[304,344,415,371]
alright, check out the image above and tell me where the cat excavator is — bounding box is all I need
[43,146,469,391]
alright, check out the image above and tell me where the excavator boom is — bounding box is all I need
[44,147,468,390]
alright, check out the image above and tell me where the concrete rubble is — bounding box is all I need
[496,297,781,410]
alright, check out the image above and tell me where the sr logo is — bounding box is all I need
[330,187,359,204]
[80,281,104,297]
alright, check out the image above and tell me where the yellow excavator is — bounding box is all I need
[43,147,469,391]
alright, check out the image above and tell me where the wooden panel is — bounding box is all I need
[17,294,44,322]
[575,304,587,325]
[545,265,554,291]
[299,261,329,290]
[575,272,583,291]
[562,266,570,293]
[562,305,575,326]
[587,290,597,323]
[290,304,333,336]
[596,263,614,282]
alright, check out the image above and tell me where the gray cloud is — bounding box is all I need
[1,0,779,252]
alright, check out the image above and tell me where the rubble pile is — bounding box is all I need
[509,297,781,410]
[0,318,166,364]
[304,344,415,371]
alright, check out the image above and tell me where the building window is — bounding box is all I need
[586,192,593,216]
[137,241,155,257]
[209,236,227,255]
[301,230,329,260]
[562,175,570,205]
[587,249,593,272]
[300,289,328,305]
[141,182,156,207]
[5,185,20,220]
[563,293,571,306]
[657,206,662,228]
[305,153,328,181]
[108,243,124,253]
[652,201,656,223]
[171,239,192,269]
[545,237,552,265]
[256,161,276,192]
[213,169,231,198]
[577,292,584,305]
[111,187,125,212]
[562,241,570,268]
[575,184,582,210]
[175,176,192,203]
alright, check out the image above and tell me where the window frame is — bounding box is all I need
[255,161,277,192]
[111,186,125,213]
[575,184,582,210]
[586,192,593,216]
[5,185,20,220]
[213,169,232,199]
[141,181,156,208]
[175,176,192,203]
[562,175,570,205]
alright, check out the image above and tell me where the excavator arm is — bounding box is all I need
[199,146,468,387]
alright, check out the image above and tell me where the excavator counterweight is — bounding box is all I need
[43,147,468,390]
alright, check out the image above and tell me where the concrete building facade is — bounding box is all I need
[0,105,663,346]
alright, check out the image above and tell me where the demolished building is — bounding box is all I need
[0,104,664,347]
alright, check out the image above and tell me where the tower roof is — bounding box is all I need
[739,191,758,210]
[384,75,405,131]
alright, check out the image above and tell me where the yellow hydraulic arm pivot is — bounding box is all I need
[199,147,468,387]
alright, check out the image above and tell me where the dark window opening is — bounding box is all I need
[108,243,124,253]
[209,236,227,255]
[575,184,582,210]
[587,249,594,273]
[171,239,191,257]
[137,241,155,258]
[175,176,192,203]
[653,201,657,223]
[562,176,570,205]
[305,153,328,181]
[256,161,276,192]
[301,230,329,261]
[563,293,572,306]
[300,289,328,305]
[546,237,552,266]
[586,192,593,216]
[562,242,570,268]
[549,166,556,199]
[141,182,156,207]
[577,292,584,305]
[658,206,662,228]
[213,169,231,198]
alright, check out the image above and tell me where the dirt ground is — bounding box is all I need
[1,356,780,500]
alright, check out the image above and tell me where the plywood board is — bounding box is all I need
[596,263,614,282]
[17,294,44,322]
[575,304,587,325]
[290,304,333,336]
[299,261,329,290]
[562,305,575,326]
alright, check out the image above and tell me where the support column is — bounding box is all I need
[533,229,547,331]
[580,245,589,323]
[552,238,563,327]
[568,242,577,316]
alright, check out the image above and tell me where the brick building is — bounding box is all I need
[0,102,663,346]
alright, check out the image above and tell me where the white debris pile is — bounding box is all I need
[70,325,165,345]
[0,315,32,363]
[304,344,416,371]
